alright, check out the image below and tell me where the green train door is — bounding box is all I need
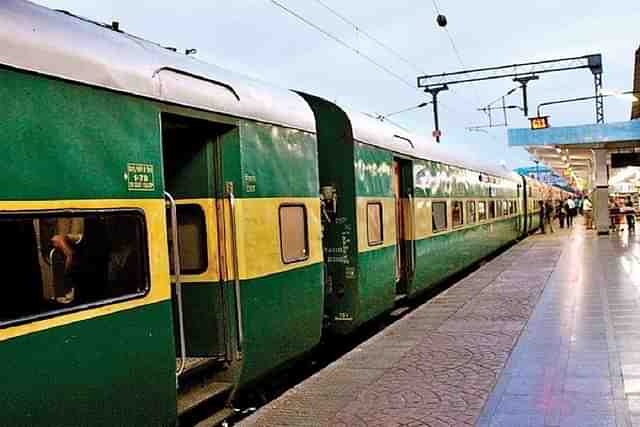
[161,113,241,425]
[393,158,415,295]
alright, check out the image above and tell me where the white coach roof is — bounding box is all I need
[0,0,316,132]
[344,109,521,182]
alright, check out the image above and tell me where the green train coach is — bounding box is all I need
[0,2,556,426]
[301,94,540,335]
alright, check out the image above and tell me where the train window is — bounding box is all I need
[510,200,516,215]
[432,201,448,232]
[167,204,207,274]
[496,201,503,217]
[452,201,464,228]
[367,202,384,246]
[279,205,309,263]
[503,200,509,216]
[478,201,487,221]
[466,201,476,224]
[488,201,496,219]
[0,210,149,328]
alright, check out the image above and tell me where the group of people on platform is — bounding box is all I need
[609,196,636,232]
[538,194,638,234]
[538,195,593,234]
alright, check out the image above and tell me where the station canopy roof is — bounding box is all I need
[508,120,640,191]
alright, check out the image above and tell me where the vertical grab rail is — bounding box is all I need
[165,192,187,378]
[407,193,416,277]
[225,182,244,356]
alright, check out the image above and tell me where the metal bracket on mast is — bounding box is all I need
[424,85,449,143]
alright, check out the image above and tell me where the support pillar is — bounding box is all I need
[592,149,609,235]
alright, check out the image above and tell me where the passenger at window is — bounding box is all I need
[106,216,141,297]
[51,218,109,304]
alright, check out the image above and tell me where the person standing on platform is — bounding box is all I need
[538,200,546,234]
[566,196,576,228]
[609,197,617,230]
[583,196,593,229]
[625,197,635,232]
[557,200,565,228]
[545,200,555,233]
[577,197,583,216]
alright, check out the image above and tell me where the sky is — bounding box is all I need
[34,0,640,169]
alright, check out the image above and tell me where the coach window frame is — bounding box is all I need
[279,204,310,264]
[466,200,476,224]
[478,200,487,221]
[452,200,464,228]
[488,200,496,219]
[366,201,384,246]
[168,203,208,275]
[432,200,448,233]
[0,208,150,329]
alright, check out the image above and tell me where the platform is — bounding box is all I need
[240,221,640,427]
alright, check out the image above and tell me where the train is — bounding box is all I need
[0,1,571,426]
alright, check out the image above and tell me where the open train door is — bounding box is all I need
[393,158,415,296]
[161,112,242,425]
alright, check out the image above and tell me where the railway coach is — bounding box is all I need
[0,1,557,426]
[0,1,323,425]
[300,94,529,335]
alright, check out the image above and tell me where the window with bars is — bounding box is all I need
[466,201,476,224]
[478,201,487,221]
[432,201,448,232]
[452,201,464,227]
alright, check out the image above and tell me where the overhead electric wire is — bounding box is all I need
[430,0,442,15]
[430,0,513,136]
[430,0,464,69]
[270,0,478,133]
[311,0,425,74]
[443,29,466,69]
[381,117,412,132]
[308,0,476,127]
[486,87,520,107]
[269,0,415,90]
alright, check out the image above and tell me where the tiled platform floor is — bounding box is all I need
[240,221,640,427]
[478,224,640,427]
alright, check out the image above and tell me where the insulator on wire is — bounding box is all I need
[436,14,447,27]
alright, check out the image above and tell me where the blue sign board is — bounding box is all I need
[508,120,640,147]
[514,166,570,189]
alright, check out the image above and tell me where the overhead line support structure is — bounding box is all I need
[424,85,448,143]
[417,54,604,142]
